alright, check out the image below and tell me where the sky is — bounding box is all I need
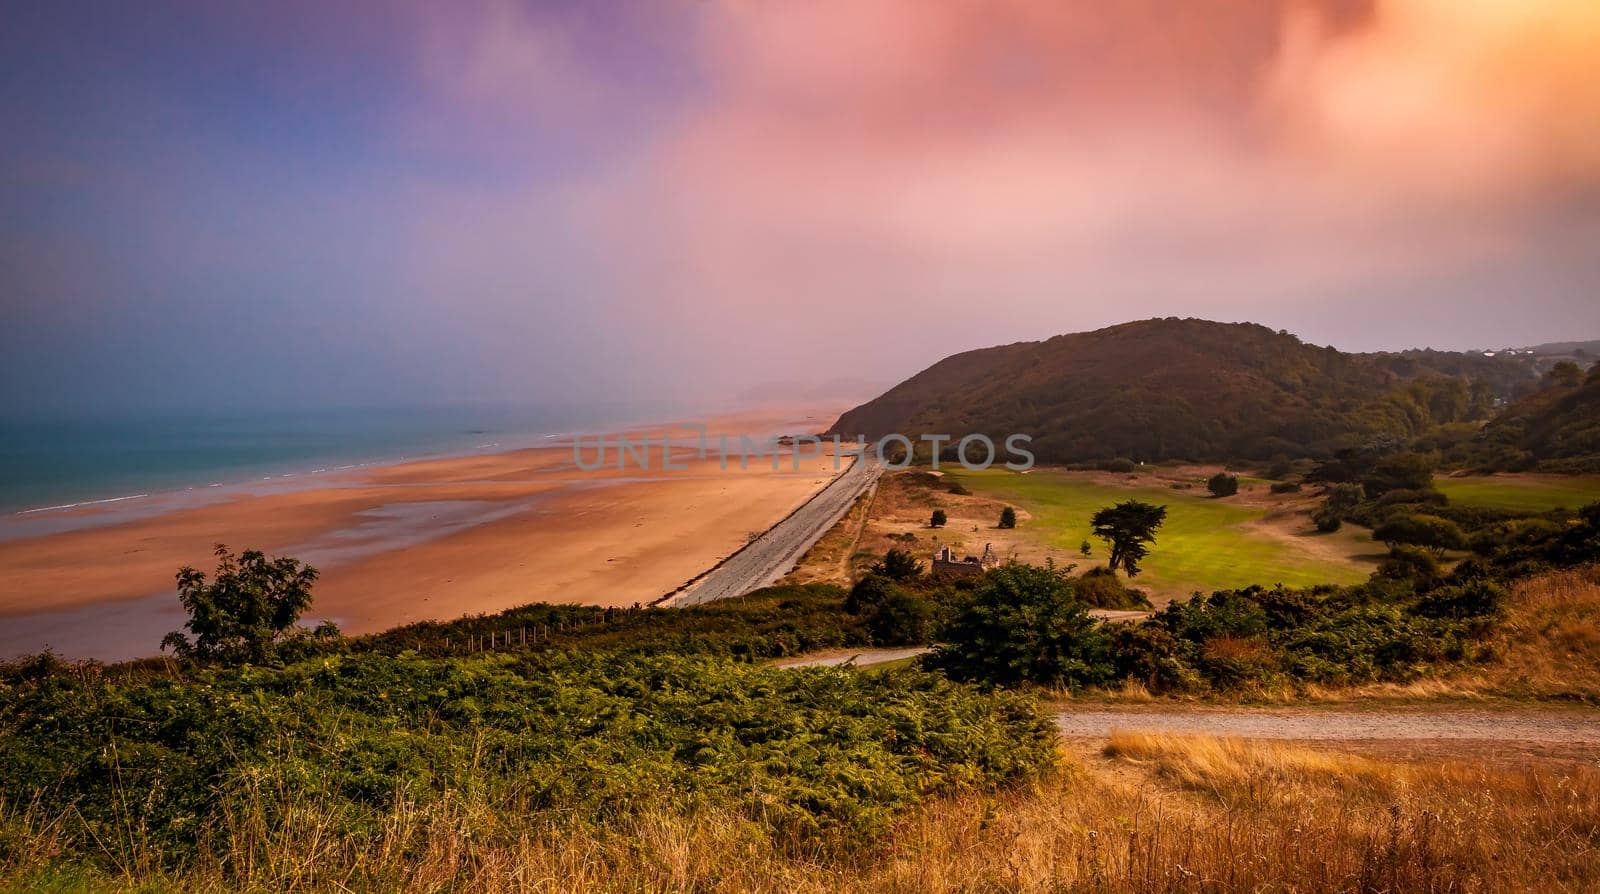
[3,0,1599,415]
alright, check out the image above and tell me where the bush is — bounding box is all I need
[1108,624,1196,693]
[1376,545,1442,587]
[1312,508,1343,533]
[1207,473,1239,497]
[1072,566,1153,610]
[930,509,947,528]
[1373,514,1467,555]
[945,481,972,496]
[846,575,898,615]
[1412,580,1508,623]
[865,589,933,646]
[1270,481,1302,494]
[1103,458,1137,473]
[1324,482,1368,513]
[870,548,924,581]
[998,506,1017,529]
[927,565,1111,688]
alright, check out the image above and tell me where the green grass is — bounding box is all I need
[944,468,1373,598]
[1434,475,1600,514]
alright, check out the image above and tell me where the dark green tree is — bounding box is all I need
[161,544,321,664]
[1207,473,1239,497]
[1079,540,1092,557]
[1090,501,1168,577]
[1362,452,1436,498]
[868,548,923,581]
[930,509,947,528]
[1547,360,1584,387]
[998,506,1017,529]
[1373,513,1466,556]
[926,564,1110,687]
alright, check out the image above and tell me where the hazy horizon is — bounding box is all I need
[5,1,1599,417]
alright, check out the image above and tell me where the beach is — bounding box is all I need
[0,406,850,660]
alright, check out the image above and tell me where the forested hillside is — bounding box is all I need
[830,319,1545,464]
[1466,361,1600,472]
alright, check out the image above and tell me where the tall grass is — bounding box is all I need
[7,735,1596,893]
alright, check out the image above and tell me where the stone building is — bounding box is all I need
[931,543,997,578]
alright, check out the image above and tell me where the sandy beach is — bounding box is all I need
[0,406,851,660]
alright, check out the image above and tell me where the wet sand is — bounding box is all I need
[0,406,849,660]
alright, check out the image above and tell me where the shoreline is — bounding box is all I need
[0,403,851,661]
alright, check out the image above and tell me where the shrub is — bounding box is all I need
[1412,580,1509,622]
[998,506,1017,529]
[865,589,933,646]
[1103,458,1137,473]
[928,565,1111,688]
[846,575,897,615]
[1468,518,1564,555]
[1198,635,1281,689]
[1073,566,1153,610]
[1376,545,1442,587]
[945,481,971,496]
[1107,624,1197,693]
[1270,481,1302,494]
[930,509,947,528]
[1312,508,1343,533]
[1324,482,1367,513]
[870,548,924,581]
[1207,473,1239,497]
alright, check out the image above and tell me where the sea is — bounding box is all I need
[0,401,684,517]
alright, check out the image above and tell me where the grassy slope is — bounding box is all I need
[1434,474,1600,513]
[26,733,1595,893]
[943,468,1372,598]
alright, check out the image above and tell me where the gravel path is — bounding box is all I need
[775,647,929,669]
[1055,707,1600,743]
[667,457,880,606]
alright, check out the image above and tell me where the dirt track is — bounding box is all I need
[1054,706,1600,743]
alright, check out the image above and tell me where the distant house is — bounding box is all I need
[932,543,997,578]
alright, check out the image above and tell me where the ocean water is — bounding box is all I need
[0,401,677,515]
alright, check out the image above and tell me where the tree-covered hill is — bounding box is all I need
[829,318,1544,464]
[1469,361,1600,472]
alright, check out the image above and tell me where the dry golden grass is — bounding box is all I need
[782,476,879,586]
[1488,566,1600,700]
[10,735,1598,893]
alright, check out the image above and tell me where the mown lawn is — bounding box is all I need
[1434,475,1600,514]
[943,468,1372,598]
